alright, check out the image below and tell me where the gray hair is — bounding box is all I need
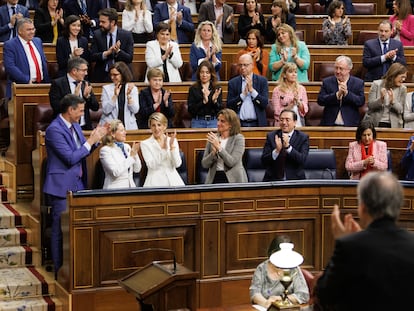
[16,17,33,32]
[67,57,88,72]
[335,55,353,70]
[357,171,403,221]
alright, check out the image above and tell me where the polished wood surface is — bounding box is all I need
[56,181,414,311]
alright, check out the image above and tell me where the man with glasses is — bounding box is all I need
[317,55,365,127]
[227,54,268,127]
[49,57,99,130]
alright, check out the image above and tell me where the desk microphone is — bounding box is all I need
[132,248,177,274]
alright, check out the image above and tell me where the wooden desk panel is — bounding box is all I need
[59,181,414,310]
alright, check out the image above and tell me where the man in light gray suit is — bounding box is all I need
[198,0,234,43]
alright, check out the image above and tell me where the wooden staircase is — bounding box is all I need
[0,155,64,311]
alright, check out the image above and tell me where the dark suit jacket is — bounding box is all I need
[43,116,90,198]
[187,84,223,118]
[63,0,102,38]
[0,4,29,42]
[153,2,194,44]
[265,14,296,43]
[401,137,414,180]
[317,75,365,126]
[49,76,99,130]
[363,38,406,82]
[3,36,50,98]
[138,86,174,129]
[33,7,63,43]
[198,1,234,44]
[315,218,414,311]
[226,74,268,126]
[18,0,39,9]
[56,36,90,77]
[262,129,309,181]
[90,27,134,82]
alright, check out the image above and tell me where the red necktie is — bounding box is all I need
[27,41,42,83]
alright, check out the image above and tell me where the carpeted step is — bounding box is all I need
[0,296,58,311]
[0,203,22,229]
[0,228,27,247]
[0,246,41,268]
[0,267,50,300]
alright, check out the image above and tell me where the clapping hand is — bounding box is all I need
[331,205,361,239]
[163,89,171,106]
[130,142,140,157]
[168,130,177,150]
[207,132,221,153]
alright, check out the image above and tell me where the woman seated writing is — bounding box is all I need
[250,235,309,308]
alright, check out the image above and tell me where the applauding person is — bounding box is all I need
[138,68,174,129]
[100,119,142,189]
[100,61,140,130]
[140,112,185,187]
[190,21,222,81]
[188,61,223,128]
[322,0,352,45]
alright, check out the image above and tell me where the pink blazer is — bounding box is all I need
[345,140,388,180]
[390,14,414,46]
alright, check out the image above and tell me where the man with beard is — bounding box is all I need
[90,7,133,82]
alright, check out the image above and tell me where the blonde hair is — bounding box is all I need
[102,119,123,146]
[148,112,168,128]
[275,24,299,54]
[194,21,222,52]
[125,0,147,11]
[277,63,299,93]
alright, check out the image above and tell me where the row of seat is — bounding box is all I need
[297,2,377,15]
[93,148,338,188]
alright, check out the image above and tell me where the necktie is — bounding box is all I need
[80,0,87,15]
[27,41,42,83]
[383,42,389,75]
[169,6,177,41]
[11,7,16,37]
[117,84,126,124]
[106,33,114,71]
[71,126,83,177]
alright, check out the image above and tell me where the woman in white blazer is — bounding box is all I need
[100,61,140,130]
[145,23,183,83]
[140,112,185,187]
[99,120,142,189]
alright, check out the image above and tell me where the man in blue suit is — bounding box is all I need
[153,0,194,44]
[262,109,309,181]
[3,18,49,99]
[43,94,107,278]
[318,55,365,127]
[90,8,134,82]
[0,0,29,42]
[363,20,406,82]
[227,54,268,127]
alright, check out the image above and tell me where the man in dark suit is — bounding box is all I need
[318,55,365,126]
[49,57,99,130]
[0,0,29,42]
[315,171,414,310]
[3,18,49,99]
[153,0,194,44]
[262,109,309,181]
[63,0,103,39]
[43,94,106,277]
[363,20,406,82]
[227,54,268,127]
[90,8,133,82]
[198,0,234,44]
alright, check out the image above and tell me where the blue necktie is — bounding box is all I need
[80,0,87,15]
[11,6,16,38]
[383,42,389,75]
